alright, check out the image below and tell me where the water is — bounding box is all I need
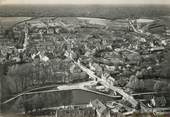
[1,89,114,113]
[71,89,114,105]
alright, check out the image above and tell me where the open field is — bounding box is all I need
[0,5,170,18]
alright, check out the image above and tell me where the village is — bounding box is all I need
[1,16,170,117]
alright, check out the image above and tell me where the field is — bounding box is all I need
[0,5,170,18]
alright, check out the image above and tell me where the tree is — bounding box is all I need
[160,50,170,78]
[153,81,169,92]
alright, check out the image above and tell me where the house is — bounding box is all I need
[166,29,170,36]
[91,99,109,117]
[47,27,55,34]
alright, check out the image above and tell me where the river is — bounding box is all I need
[1,89,116,113]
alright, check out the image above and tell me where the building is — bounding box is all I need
[91,99,109,117]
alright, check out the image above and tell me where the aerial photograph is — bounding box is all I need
[0,0,170,117]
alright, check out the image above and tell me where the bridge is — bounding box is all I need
[68,58,149,112]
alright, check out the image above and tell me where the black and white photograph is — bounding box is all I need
[0,0,170,116]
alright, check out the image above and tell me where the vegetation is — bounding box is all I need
[160,49,170,78]
[2,91,73,113]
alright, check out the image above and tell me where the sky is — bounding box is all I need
[0,0,170,5]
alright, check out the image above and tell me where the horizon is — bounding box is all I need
[0,4,170,7]
[0,0,170,5]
